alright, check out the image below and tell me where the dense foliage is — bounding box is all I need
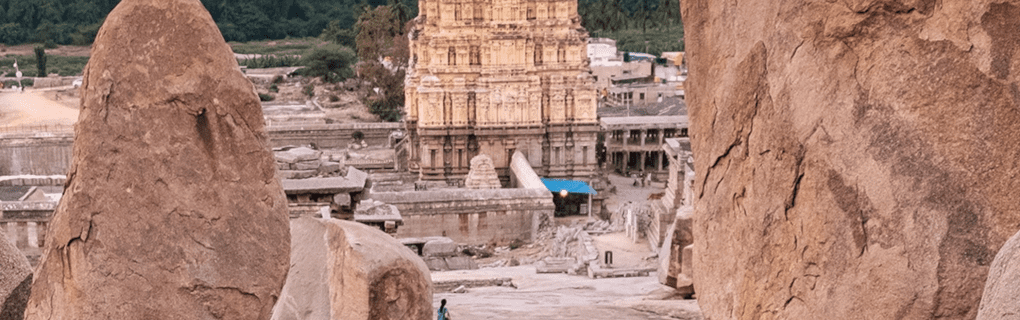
[578,0,684,56]
[0,0,419,45]
[352,5,409,122]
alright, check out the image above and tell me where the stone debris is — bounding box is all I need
[451,285,468,294]
[683,0,1020,318]
[24,0,291,319]
[977,229,1020,320]
[536,226,599,274]
[0,229,31,320]
[463,154,502,189]
[275,146,347,178]
[272,218,433,320]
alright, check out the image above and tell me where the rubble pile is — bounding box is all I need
[275,146,345,179]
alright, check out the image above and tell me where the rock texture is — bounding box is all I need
[272,218,433,320]
[24,0,290,319]
[682,1,1020,319]
[976,229,1020,320]
[0,229,31,320]
[464,154,502,189]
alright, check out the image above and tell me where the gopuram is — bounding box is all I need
[404,0,598,184]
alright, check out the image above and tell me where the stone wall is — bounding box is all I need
[0,123,401,176]
[369,188,553,245]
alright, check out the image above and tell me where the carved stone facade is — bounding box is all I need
[405,0,599,182]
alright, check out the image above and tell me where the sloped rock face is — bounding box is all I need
[976,229,1020,320]
[24,0,290,319]
[0,229,31,320]
[272,218,433,320]
[682,1,1020,319]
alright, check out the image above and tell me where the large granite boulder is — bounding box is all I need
[977,229,1020,320]
[0,229,31,320]
[682,0,1020,319]
[24,0,290,319]
[272,218,433,320]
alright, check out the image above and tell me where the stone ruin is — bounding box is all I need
[0,229,31,320]
[275,146,345,179]
[272,218,433,320]
[13,1,431,320]
[682,0,1020,318]
[463,154,501,189]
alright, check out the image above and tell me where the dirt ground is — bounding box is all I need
[0,88,79,129]
[433,266,701,320]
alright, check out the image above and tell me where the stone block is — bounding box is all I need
[272,218,432,320]
[293,160,322,171]
[422,238,458,257]
[443,256,478,271]
[277,162,293,170]
[279,170,317,179]
[319,161,342,174]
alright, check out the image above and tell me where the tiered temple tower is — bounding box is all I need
[405,0,599,183]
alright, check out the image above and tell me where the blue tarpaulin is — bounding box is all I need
[540,178,597,195]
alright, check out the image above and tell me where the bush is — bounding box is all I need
[328,94,339,102]
[34,46,46,77]
[43,39,57,49]
[351,130,364,140]
[303,83,315,97]
[269,83,279,92]
[258,93,275,101]
[272,75,284,84]
[298,43,356,83]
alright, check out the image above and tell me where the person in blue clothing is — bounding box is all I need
[437,299,451,320]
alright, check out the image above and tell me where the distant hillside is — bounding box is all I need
[0,0,415,45]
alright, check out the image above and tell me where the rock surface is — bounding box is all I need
[976,229,1020,320]
[464,154,502,189]
[682,0,1020,319]
[659,208,692,288]
[0,229,31,320]
[24,0,290,319]
[272,218,433,320]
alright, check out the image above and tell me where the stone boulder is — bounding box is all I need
[977,229,1020,320]
[272,218,433,320]
[464,154,501,189]
[24,0,290,319]
[683,0,1020,319]
[0,229,31,320]
[659,207,692,288]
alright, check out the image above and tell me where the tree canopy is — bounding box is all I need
[0,0,419,45]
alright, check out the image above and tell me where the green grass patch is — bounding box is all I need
[229,37,323,55]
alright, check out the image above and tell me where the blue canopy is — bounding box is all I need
[540,178,597,195]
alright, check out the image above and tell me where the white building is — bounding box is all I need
[587,38,621,67]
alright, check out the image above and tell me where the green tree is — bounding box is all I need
[34,46,46,77]
[355,5,408,122]
[299,43,356,83]
[320,20,358,48]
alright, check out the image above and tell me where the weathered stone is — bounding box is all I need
[272,217,432,320]
[443,256,479,271]
[293,160,322,171]
[463,154,502,189]
[279,170,318,179]
[660,208,692,288]
[0,229,31,320]
[319,161,342,174]
[24,0,290,319]
[683,0,1020,319]
[422,237,458,257]
[977,229,1020,320]
[277,162,293,170]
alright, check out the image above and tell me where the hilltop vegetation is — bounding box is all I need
[0,0,418,45]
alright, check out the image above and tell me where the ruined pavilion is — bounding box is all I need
[404,0,599,184]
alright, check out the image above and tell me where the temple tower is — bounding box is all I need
[405,0,598,184]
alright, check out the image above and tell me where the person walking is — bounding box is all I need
[437,299,451,320]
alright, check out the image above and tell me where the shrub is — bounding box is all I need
[258,93,275,101]
[43,39,57,49]
[351,131,364,140]
[34,46,46,77]
[303,83,315,97]
[298,44,356,83]
[269,83,279,92]
[329,94,340,102]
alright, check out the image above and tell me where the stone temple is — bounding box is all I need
[404,0,598,184]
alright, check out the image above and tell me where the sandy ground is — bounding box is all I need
[433,266,700,320]
[0,89,79,129]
